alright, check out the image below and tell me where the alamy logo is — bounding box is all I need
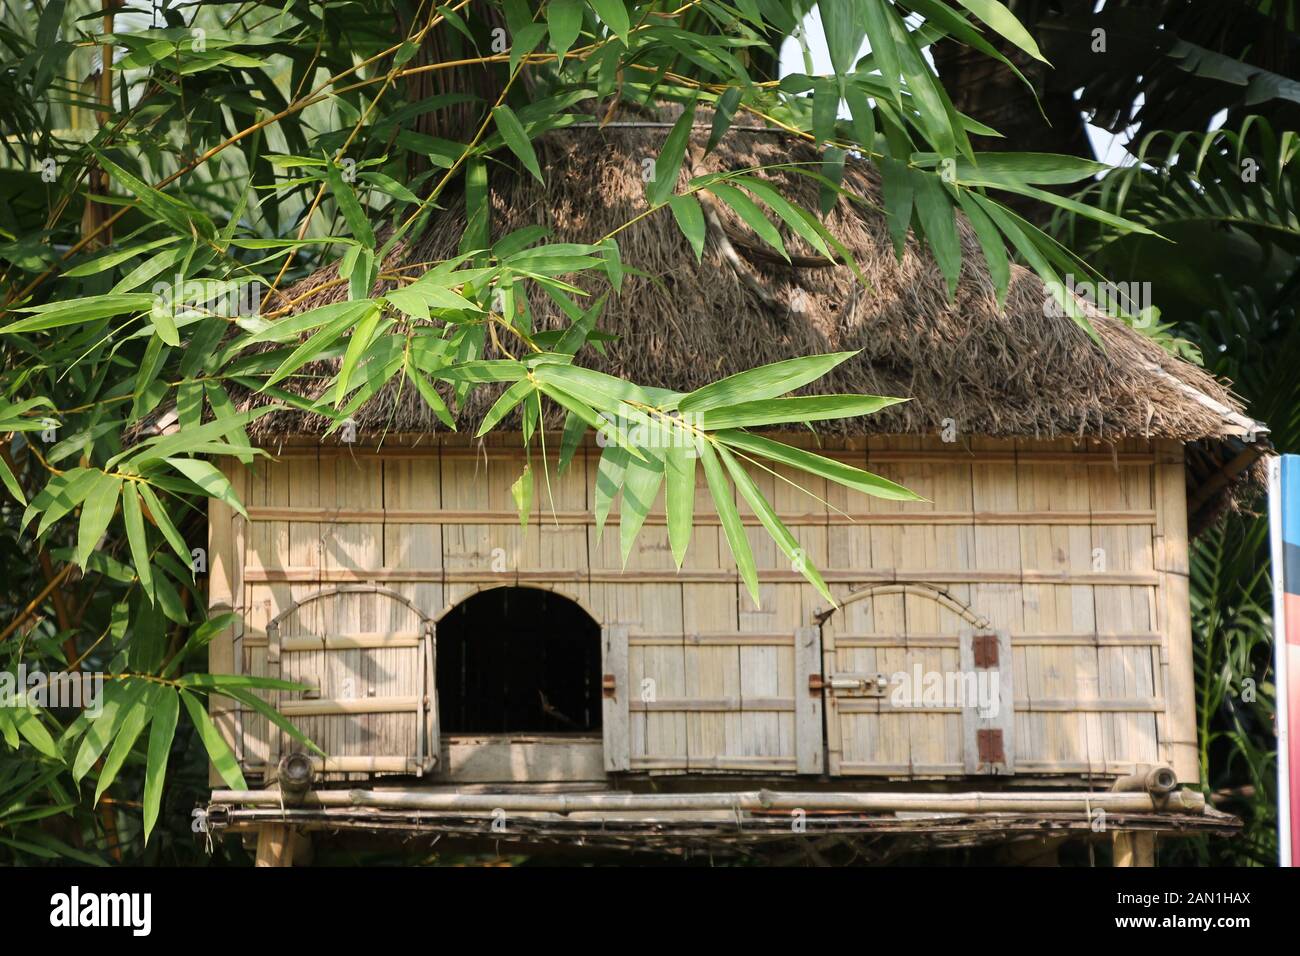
[0,667,103,716]
[594,411,702,454]
[1043,273,1154,326]
[151,275,264,320]
[49,886,151,936]
[890,666,1002,717]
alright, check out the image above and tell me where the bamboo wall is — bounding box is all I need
[207,434,1196,785]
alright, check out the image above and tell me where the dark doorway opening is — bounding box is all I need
[437,587,602,734]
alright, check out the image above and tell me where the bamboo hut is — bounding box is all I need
[202,123,1267,864]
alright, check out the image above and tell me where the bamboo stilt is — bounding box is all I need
[1113,831,1156,867]
[254,824,296,867]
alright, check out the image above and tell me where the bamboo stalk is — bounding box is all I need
[210,788,1206,815]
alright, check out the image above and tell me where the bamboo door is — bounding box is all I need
[819,584,1012,777]
[254,585,438,779]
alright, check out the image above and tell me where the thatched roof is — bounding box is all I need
[222,121,1269,528]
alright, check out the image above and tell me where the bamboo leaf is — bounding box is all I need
[180,689,246,790]
[121,481,154,602]
[2,294,155,333]
[912,170,962,298]
[404,366,457,429]
[143,690,179,843]
[461,157,490,255]
[719,444,834,606]
[113,244,189,298]
[678,351,859,412]
[64,236,182,277]
[699,394,904,430]
[969,193,1100,344]
[698,439,759,607]
[820,147,847,217]
[0,454,23,506]
[812,78,839,144]
[648,98,698,207]
[75,474,121,570]
[511,461,534,529]
[165,457,246,517]
[819,0,866,76]
[0,708,17,749]
[477,380,536,436]
[707,86,742,153]
[179,674,306,691]
[956,190,1010,306]
[590,0,630,41]
[967,178,1160,236]
[333,304,383,403]
[92,151,216,238]
[887,8,961,161]
[324,153,376,247]
[72,681,147,783]
[493,105,544,183]
[955,0,1047,63]
[217,686,323,757]
[115,408,265,468]
[265,305,370,388]
[879,155,915,256]
[536,382,647,461]
[240,299,376,346]
[547,0,583,57]
[94,689,153,807]
[619,449,664,567]
[715,430,923,501]
[594,442,630,540]
[28,468,98,537]
[709,183,787,260]
[664,440,697,568]
[844,83,876,149]
[668,193,707,262]
[532,362,656,410]
[733,176,842,264]
[955,152,1107,185]
[12,708,61,761]
[557,411,588,474]
[438,359,529,383]
[861,0,903,108]
[137,482,193,571]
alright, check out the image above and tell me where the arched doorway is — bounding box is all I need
[436,587,602,735]
[816,583,1011,777]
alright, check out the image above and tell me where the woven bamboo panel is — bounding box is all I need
[210,433,1190,783]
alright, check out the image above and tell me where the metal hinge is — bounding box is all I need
[976,728,1006,764]
[972,633,999,668]
[602,674,617,699]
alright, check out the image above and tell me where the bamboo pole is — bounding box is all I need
[254,824,296,867]
[211,788,1206,815]
[1111,765,1169,865]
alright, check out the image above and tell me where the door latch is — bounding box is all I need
[809,673,889,697]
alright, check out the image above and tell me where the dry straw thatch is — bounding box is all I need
[226,121,1267,524]
[244,123,1250,442]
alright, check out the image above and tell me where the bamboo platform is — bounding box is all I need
[205,786,1241,858]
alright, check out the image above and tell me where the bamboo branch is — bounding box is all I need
[0,564,73,644]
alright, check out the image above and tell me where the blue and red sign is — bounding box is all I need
[1271,456,1300,866]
